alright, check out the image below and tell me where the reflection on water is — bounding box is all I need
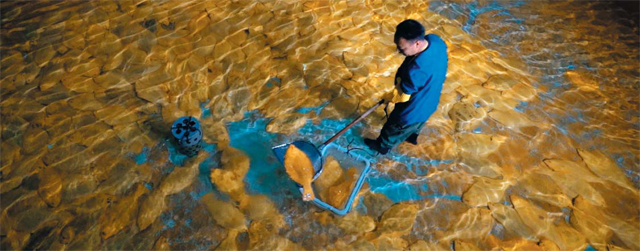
[1,0,638,250]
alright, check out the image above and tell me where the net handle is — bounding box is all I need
[321,100,384,147]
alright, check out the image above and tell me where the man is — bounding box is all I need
[365,19,448,155]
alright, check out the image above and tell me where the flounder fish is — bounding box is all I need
[283,145,316,201]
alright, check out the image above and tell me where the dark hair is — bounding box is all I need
[394,19,425,43]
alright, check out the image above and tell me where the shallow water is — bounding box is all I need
[1,0,639,250]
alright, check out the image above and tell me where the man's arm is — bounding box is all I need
[384,67,428,103]
[384,82,411,103]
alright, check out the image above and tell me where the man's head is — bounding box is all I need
[394,19,427,56]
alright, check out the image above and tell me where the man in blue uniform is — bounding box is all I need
[365,19,448,154]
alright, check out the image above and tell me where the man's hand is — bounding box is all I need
[381,91,396,104]
[381,89,411,104]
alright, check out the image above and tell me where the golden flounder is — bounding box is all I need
[283,144,316,201]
